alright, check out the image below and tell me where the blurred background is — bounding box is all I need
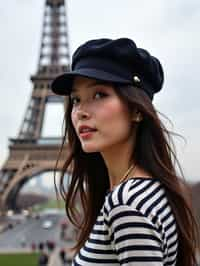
[0,0,200,265]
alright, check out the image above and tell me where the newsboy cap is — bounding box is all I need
[51,38,164,100]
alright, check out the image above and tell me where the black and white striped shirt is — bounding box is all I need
[72,178,178,265]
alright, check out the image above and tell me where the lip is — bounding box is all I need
[79,131,96,139]
[78,125,97,139]
[78,125,97,134]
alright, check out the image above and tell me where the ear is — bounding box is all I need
[132,109,143,122]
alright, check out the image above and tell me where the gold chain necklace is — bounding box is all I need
[111,163,136,191]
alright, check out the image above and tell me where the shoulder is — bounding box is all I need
[104,178,164,210]
[103,177,174,228]
[101,178,178,263]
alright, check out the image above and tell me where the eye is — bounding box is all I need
[94,92,108,100]
[70,96,80,106]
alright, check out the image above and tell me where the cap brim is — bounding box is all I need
[51,68,131,95]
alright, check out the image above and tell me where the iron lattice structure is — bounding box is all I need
[0,0,70,211]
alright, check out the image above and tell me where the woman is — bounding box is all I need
[51,38,199,265]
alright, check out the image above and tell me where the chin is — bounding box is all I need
[81,146,100,153]
[81,143,102,153]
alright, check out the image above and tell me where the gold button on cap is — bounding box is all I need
[133,75,140,83]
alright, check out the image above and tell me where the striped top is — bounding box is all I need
[72,178,178,265]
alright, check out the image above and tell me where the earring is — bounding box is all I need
[136,115,142,122]
[133,112,143,122]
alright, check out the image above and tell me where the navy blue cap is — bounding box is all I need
[51,38,164,100]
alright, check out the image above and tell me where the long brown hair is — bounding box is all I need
[56,83,199,265]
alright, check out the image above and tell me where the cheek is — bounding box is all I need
[99,101,131,123]
[95,102,132,143]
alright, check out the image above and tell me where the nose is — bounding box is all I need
[76,105,91,120]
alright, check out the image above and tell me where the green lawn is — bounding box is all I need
[0,252,39,266]
[32,198,65,212]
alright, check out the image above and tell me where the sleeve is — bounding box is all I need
[107,204,164,266]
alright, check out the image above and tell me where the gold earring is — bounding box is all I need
[133,113,142,122]
[136,115,142,122]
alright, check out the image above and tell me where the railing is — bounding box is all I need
[9,137,63,145]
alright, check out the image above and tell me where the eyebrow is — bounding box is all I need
[71,80,112,93]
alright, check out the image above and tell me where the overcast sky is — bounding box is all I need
[0,0,200,183]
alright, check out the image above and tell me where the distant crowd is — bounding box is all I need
[30,240,71,266]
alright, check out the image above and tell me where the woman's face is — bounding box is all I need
[70,76,135,153]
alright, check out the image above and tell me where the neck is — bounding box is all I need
[100,140,136,190]
[110,162,137,191]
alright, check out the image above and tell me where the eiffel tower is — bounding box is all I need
[0,0,70,211]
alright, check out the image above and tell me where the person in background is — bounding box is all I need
[59,248,68,265]
[46,240,56,253]
[38,242,48,266]
[31,242,36,252]
[51,38,200,265]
